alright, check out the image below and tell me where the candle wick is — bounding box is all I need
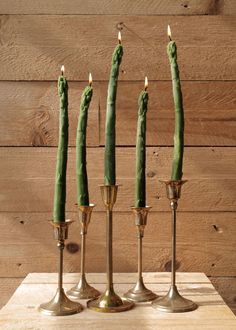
[168,36,172,42]
[61,71,64,76]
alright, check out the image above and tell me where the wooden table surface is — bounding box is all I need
[0,272,236,330]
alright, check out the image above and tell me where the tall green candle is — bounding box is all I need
[135,77,149,208]
[167,25,184,181]
[53,65,69,222]
[76,73,93,206]
[104,31,123,185]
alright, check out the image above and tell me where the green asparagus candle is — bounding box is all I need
[104,31,123,185]
[76,73,93,206]
[135,77,149,208]
[167,25,184,181]
[53,65,69,222]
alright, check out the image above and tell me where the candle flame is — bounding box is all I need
[167,25,172,40]
[144,76,148,90]
[118,30,122,44]
[61,65,65,75]
[89,72,92,86]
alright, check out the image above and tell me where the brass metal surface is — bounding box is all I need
[124,206,157,303]
[39,220,83,316]
[67,205,100,300]
[39,288,83,316]
[160,179,187,202]
[152,285,197,313]
[87,294,134,313]
[87,185,134,313]
[152,180,197,313]
[124,277,157,303]
[49,219,73,240]
[67,274,100,300]
[100,184,118,210]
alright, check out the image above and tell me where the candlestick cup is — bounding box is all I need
[67,204,100,299]
[87,185,134,313]
[124,206,157,302]
[152,180,197,313]
[39,220,83,316]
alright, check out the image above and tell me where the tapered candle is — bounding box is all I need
[167,25,184,181]
[104,31,123,185]
[76,73,93,206]
[135,77,149,208]
[53,65,69,222]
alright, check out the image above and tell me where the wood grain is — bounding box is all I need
[210,277,236,315]
[0,1,235,319]
[23,272,209,284]
[0,211,235,277]
[1,273,236,330]
[99,81,236,146]
[0,15,235,80]
[0,278,23,309]
[0,81,99,147]
[0,81,235,147]
[0,1,233,15]
[1,276,236,316]
[1,16,235,47]
[0,46,234,81]
[0,147,235,212]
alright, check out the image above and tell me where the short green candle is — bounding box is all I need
[104,32,123,185]
[76,74,93,206]
[53,66,69,222]
[167,25,184,181]
[135,78,149,208]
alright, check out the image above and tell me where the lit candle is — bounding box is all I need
[167,25,184,180]
[53,65,69,222]
[76,73,93,206]
[104,31,123,185]
[135,77,149,207]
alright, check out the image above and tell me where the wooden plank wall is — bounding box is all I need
[0,0,236,313]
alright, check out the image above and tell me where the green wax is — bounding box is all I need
[76,85,93,206]
[135,90,148,208]
[53,75,69,222]
[167,40,184,181]
[104,44,123,185]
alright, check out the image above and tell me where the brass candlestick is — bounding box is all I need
[87,185,134,313]
[152,180,197,313]
[67,204,100,299]
[39,220,83,316]
[124,206,157,302]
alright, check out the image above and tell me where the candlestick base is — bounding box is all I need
[67,275,100,300]
[124,206,156,303]
[87,289,134,313]
[151,180,198,313]
[39,288,83,316]
[67,205,100,300]
[124,277,157,302]
[152,285,197,313]
[87,185,134,313]
[39,220,83,316]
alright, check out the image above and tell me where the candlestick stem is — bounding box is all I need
[138,234,142,281]
[81,231,86,276]
[58,238,63,291]
[87,185,134,313]
[152,180,197,313]
[124,207,157,302]
[107,209,113,292]
[39,220,83,316]
[67,205,100,299]
[171,200,177,287]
